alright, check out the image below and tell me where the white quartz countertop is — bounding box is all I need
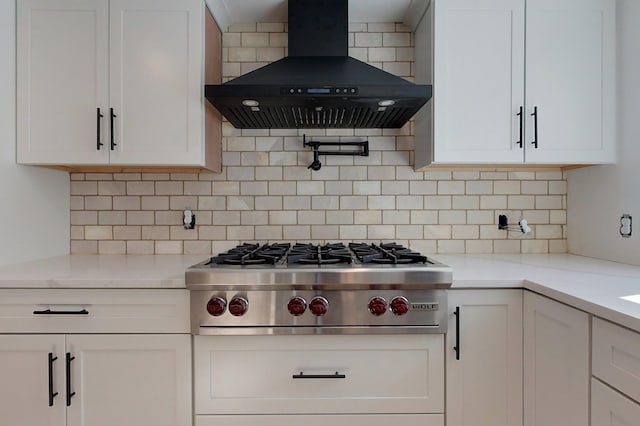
[0,254,207,289]
[1,253,640,332]
[436,254,640,332]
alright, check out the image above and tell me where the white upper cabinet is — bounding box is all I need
[415,0,616,168]
[16,0,109,165]
[17,0,222,172]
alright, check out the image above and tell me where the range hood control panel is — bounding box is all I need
[281,87,359,95]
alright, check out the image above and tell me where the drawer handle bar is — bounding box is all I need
[453,306,461,360]
[292,372,346,379]
[48,352,58,407]
[66,353,76,407]
[33,309,89,315]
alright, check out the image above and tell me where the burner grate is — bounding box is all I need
[209,243,291,265]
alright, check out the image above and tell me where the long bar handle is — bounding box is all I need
[292,372,346,379]
[65,353,76,407]
[96,108,104,150]
[110,108,117,150]
[516,106,524,148]
[48,353,58,407]
[33,309,89,315]
[453,306,461,360]
[531,106,539,148]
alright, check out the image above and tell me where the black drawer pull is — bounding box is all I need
[48,353,58,407]
[292,372,346,379]
[531,106,539,148]
[110,108,117,150]
[516,106,524,148]
[66,353,76,407]
[96,107,104,150]
[33,309,89,315]
[453,306,461,360]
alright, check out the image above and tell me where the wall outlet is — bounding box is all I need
[620,214,632,238]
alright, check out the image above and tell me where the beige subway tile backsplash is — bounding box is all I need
[68,22,568,255]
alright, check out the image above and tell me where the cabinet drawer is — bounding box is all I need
[0,289,189,333]
[591,378,640,424]
[593,317,640,402]
[194,334,444,415]
[196,414,444,426]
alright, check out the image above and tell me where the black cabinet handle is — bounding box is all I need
[66,353,76,407]
[48,353,58,407]
[96,108,104,150]
[453,306,461,360]
[531,106,539,149]
[33,309,89,315]
[516,106,524,148]
[110,108,117,150]
[292,371,346,379]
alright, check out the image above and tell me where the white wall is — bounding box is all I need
[567,0,640,266]
[0,0,70,266]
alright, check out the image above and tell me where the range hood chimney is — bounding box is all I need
[205,0,432,129]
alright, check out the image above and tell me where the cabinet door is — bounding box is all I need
[65,334,191,426]
[592,378,640,426]
[109,0,203,166]
[16,0,109,165]
[194,334,444,415]
[525,0,616,164]
[524,291,590,426]
[446,290,523,426]
[0,335,65,426]
[431,0,525,164]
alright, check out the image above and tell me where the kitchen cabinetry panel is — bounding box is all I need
[423,0,525,164]
[524,291,590,426]
[0,335,66,426]
[194,334,444,415]
[0,290,192,426]
[109,0,203,166]
[592,378,640,425]
[415,0,616,168]
[17,0,221,171]
[16,0,109,164]
[0,289,190,333]
[66,334,191,426]
[196,414,445,426]
[446,289,523,426]
[525,0,616,164]
[593,317,640,404]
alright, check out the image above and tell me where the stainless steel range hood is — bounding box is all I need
[205,0,432,129]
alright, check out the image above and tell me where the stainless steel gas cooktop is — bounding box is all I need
[186,242,452,335]
[186,242,452,289]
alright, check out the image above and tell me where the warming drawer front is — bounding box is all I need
[196,414,444,426]
[194,334,444,415]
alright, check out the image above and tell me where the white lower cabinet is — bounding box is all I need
[0,289,192,426]
[446,289,523,426]
[524,291,590,426]
[0,335,65,426]
[194,334,444,423]
[592,378,640,425]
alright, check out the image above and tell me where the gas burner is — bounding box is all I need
[209,243,291,265]
[350,243,428,265]
[287,243,352,265]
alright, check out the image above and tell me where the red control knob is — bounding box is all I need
[287,296,307,316]
[228,296,249,316]
[309,296,329,316]
[368,297,388,316]
[206,296,227,317]
[390,296,410,316]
